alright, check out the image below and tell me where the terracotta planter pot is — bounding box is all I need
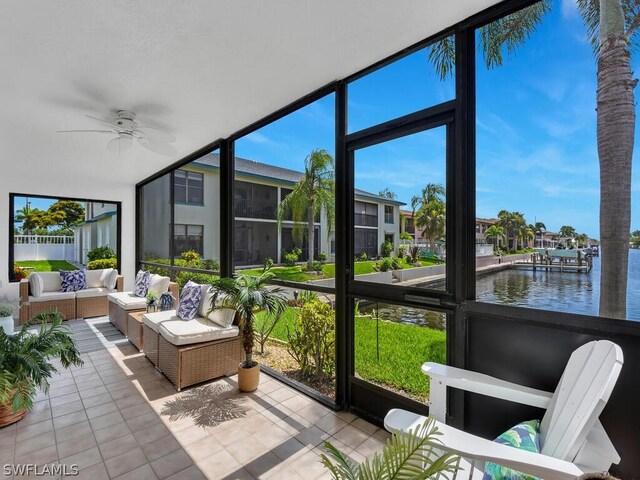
[0,390,27,427]
[238,362,260,392]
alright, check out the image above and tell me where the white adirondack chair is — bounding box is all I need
[384,340,623,479]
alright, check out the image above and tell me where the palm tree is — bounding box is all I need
[560,225,577,239]
[428,1,640,318]
[534,221,546,248]
[415,183,446,250]
[410,195,420,218]
[497,210,526,251]
[421,183,445,205]
[277,149,335,269]
[484,224,506,248]
[415,199,446,251]
[210,265,287,368]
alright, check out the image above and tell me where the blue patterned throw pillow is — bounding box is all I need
[483,419,541,480]
[176,281,202,320]
[60,269,86,292]
[134,270,151,298]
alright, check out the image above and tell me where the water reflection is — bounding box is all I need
[360,302,446,330]
[476,249,640,320]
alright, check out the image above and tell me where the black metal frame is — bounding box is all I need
[9,192,122,282]
[132,2,640,463]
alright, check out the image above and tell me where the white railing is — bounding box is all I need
[14,235,74,244]
[14,235,75,261]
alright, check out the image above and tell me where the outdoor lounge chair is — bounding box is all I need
[384,340,623,479]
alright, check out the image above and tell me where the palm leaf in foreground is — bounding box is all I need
[321,417,460,480]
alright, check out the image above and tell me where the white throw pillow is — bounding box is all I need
[102,269,118,290]
[148,274,170,296]
[197,284,213,318]
[200,286,236,328]
[29,273,43,298]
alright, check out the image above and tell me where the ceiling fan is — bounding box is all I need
[58,110,177,156]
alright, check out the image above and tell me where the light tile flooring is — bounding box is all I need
[0,317,388,479]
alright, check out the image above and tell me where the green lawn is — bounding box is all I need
[255,306,446,399]
[240,258,441,283]
[15,260,77,272]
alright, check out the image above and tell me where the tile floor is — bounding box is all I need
[0,317,388,479]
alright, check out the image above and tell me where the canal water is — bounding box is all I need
[370,248,640,327]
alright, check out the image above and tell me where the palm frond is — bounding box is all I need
[427,36,456,80]
[479,1,551,69]
[323,417,460,480]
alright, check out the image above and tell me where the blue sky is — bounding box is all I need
[235,0,640,240]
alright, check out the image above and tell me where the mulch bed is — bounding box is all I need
[255,340,336,398]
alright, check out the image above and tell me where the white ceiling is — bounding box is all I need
[1,0,501,185]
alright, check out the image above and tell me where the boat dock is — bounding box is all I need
[513,249,593,273]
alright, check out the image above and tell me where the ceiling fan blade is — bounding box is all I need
[107,135,133,154]
[57,129,116,134]
[86,115,120,130]
[136,126,176,143]
[138,137,178,156]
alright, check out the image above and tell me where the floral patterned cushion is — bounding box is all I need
[59,269,87,292]
[176,281,202,321]
[134,270,151,298]
[483,419,541,480]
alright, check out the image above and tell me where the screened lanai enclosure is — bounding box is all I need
[3,0,640,477]
[132,0,640,476]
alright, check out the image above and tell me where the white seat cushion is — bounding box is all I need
[148,275,170,296]
[29,291,76,303]
[106,291,146,310]
[37,272,62,293]
[142,310,177,332]
[76,287,116,299]
[158,318,239,346]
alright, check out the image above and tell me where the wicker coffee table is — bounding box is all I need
[127,311,146,351]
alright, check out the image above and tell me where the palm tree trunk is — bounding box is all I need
[598,0,636,319]
[307,203,315,269]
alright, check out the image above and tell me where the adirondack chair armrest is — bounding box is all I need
[422,362,552,422]
[385,409,583,480]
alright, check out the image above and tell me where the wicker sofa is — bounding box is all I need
[141,284,241,391]
[19,269,123,324]
[107,275,178,336]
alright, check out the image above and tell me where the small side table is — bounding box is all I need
[127,311,145,352]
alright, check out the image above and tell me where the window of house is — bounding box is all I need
[384,205,394,224]
[174,170,204,204]
[174,224,204,256]
[354,201,378,227]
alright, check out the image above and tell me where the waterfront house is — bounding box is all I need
[141,153,403,266]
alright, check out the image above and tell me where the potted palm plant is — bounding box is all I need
[0,302,14,333]
[210,262,287,392]
[0,311,83,426]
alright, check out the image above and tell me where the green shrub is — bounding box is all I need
[381,241,394,258]
[175,271,220,289]
[87,258,117,270]
[397,244,407,258]
[317,252,329,263]
[87,245,115,262]
[180,250,200,263]
[283,249,300,266]
[202,259,220,271]
[286,300,335,381]
[357,252,368,262]
[312,260,324,272]
[377,257,401,272]
[400,231,413,241]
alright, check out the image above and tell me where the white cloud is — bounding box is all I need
[561,0,579,19]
